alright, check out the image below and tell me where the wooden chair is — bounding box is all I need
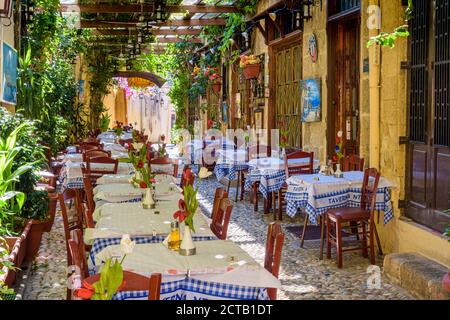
[326,168,383,268]
[240,145,271,209]
[36,171,57,193]
[210,198,233,240]
[82,175,97,214]
[77,272,162,300]
[275,151,314,221]
[264,222,285,300]
[118,138,133,147]
[58,189,84,265]
[83,149,111,162]
[69,229,89,279]
[211,188,228,222]
[342,154,365,172]
[79,144,101,153]
[181,166,195,189]
[149,157,178,177]
[86,157,119,176]
[202,136,220,171]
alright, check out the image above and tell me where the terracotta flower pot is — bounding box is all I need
[242,64,261,79]
[25,220,46,262]
[212,82,222,94]
[443,272,450,293]
[2,221,32,286]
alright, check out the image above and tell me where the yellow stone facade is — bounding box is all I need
[230,0,450,267]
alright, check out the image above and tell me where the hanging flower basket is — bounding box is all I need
[242,63,261,79]
[212,82,222,94]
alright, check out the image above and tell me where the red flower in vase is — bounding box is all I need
[149,178,156,184]
[73,280,95,300]
[137,160,144,169]
[173,199,188,222]
[332,154,339,163]
[139,181,148,189]
[207,119,214,129]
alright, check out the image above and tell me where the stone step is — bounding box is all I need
[383,252,449,300]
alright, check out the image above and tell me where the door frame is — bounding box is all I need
[268,30,302,148]
[326,10,361,159]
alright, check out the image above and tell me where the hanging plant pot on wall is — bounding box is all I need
[242,64,261,80]
[212,82,222,94]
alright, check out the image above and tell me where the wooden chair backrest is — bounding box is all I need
[284,151,314,177]
[82,175,96,213]
[264,222,285,300]
[150,157,178,177]
[81,271,162,300]
[83,150,111,162]
[58,189,83,245]
[342,154,365,172]
[211,188,228,222]
[210,198,233,240]
[86,157,119,175]
[360,168,381,216]
[79,144,101,153]
[69,229,89,279]
[248,145,271,161]
[118,138,133,147]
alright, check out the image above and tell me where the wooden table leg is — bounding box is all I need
[235,172,240,202]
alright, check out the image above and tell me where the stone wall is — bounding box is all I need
[301,4,328,162]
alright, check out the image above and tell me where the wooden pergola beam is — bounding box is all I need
[60,4,239,14]
[91,37,202,44]
[81,19,226,28]
[93,28,202,36]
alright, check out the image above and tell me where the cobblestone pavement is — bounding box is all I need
[22,177,413,300]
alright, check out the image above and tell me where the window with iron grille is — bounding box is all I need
[409,0,429,143]
[434,0,450,147]
[328,0,361,17]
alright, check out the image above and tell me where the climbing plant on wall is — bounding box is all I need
[85,46,118,130]
[17,0,88,152]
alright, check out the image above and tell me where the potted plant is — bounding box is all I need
[240,54,261,79]
[0,236,16,299]
[24,191,57,262]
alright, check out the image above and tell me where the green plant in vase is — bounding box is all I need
[174,167,212,255]
[73,234,135,300]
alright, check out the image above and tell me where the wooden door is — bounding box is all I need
[407,0,450,232]
[332,18,360,156]
[273,38,302,148]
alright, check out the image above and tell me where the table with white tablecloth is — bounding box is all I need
[285,171,395,225]
[244,157,321,200]
[93,240,279,300]
[59,161,135,189]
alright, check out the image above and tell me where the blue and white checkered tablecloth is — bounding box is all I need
[285,172,394,225]
[89,235,217,275]
[112,277,269,300]
[243,157,321,200]
[214,162,250,181]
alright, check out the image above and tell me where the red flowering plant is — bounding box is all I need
[133,165,156,189]
[73,235,135,300]
[333,131,344,163]
[128,142,147,172]
[159,134,168,157]
[174,167,212,232]
[113,121,124,137]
